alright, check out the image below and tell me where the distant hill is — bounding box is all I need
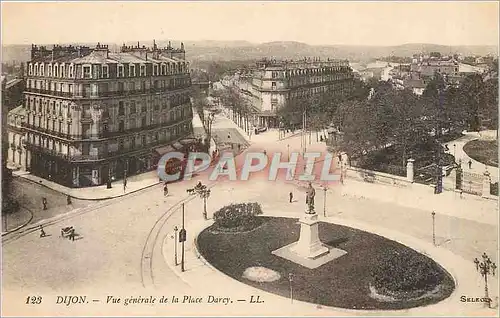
[2,40,498,64]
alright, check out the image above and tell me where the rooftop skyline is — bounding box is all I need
[2,1,499,47]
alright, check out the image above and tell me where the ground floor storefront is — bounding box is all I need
[26,137,206,188]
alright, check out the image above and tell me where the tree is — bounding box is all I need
[458,74,486,131]
[218,86,253,132]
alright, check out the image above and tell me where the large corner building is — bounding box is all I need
[7,41,195,187]
[234,58,355,128]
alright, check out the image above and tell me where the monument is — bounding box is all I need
[272,183,347,269]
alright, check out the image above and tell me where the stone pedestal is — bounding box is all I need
[292,214,329,259]
[272,213,347,269]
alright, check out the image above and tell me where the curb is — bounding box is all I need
[15,174,162,201]
[1,207,34,236]
[161,209,492,316]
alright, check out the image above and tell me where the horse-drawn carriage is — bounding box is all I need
[60,226,76,240]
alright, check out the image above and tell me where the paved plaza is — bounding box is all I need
[2,114,498,316]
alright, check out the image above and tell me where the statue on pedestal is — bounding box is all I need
[305,182,316,214]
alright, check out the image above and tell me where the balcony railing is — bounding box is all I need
[21,123,72,139]
[26,88,73,97]
[24,140,69,160]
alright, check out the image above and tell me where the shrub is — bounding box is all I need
[370,248,445,298]
[491,182,498,196]
[213,202,263,231]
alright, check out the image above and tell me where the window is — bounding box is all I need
[118,101,124,115]
[118,82,124,93]
[102,123,109,135]
[118,120,125,132]
[129,64,136,77]
[118,140,124,151]
[82,124,91,138]
[82,66,91,79]
[29,64,33,75]
[102,65,109,78]
[141,81,146,92]
[130,137,136,149]
[69,65,74,78]
[130,101,136,114]
[141,116,147,127]
[129,118,136,130]
[54,65,58,77]
[60,65,65,77]
[40,64,45,76]
[153,64,158,76]
[82,143,90,155]
[141,104,147,113]
[161,64,166,75]
[118,65,124,77]
[141,135,146,146]
[272,82,277,90]
[140,65,146,77]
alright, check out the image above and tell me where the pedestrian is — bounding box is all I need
[123,178,127,192]
[238,144,241,151]
[39,225,46,238]
[67,195,72,205]
[459,189,463,198]
[289,192,293,203]
[164,183,169,196]
[42,197,47,210]
[338,153,342,163]
[69,228,75,241]
[468,159,472,169]
[263,150,267,156]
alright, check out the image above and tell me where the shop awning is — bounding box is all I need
[179,138,199,145]
[172,142,183,150]
[154,145,175,156]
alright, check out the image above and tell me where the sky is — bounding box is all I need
[1,1,499,46]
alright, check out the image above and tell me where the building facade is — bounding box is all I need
[236,58,355,128]
[8,42,194,187]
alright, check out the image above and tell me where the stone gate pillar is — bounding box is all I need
[482,170,491,197]
[406,158,415,183]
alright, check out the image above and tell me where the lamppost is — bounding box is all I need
[453,144,456,163]
[322,185,328,217]
[206,112,215,152]
[173,226,179,266]
[431,211,436,246]
[187,182,211,220]
[288,273,294,304]
[179,204,186,272]
[474,253,496,308]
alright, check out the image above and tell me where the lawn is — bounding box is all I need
[197,217,455,310]
[463,140,498,167]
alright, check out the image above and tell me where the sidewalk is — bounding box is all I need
[13,170,161,200]
[443,131,498,182]
[334,176,497,225]
[1,207,33,234]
